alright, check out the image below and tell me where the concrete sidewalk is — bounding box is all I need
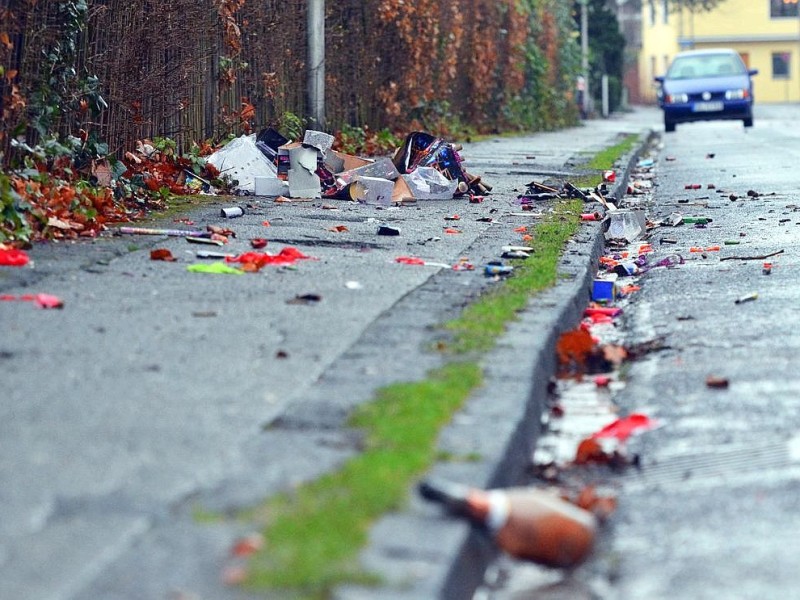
[0,107,661,600]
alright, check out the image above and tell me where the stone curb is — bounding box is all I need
[336,127,657,600]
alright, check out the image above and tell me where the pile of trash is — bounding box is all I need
[207,128,490,203]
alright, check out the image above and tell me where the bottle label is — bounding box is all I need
[486,491,510,531]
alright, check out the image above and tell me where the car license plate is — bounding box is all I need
[693,101,723,112]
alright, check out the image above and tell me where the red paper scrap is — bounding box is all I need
[591,413,659,442]
[395,256,426,266]
[1,293,64,309]
[0,248,30,267]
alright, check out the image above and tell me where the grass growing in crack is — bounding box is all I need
[572,133,639,189]
[243,362,483,599]
[238,137,639,598]
[444,199,583,354]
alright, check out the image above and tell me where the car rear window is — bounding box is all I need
[667,54,746,79]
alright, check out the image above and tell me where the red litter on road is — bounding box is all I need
[591,413,659,442]
[0,248,30,267]
[1,293,64,309]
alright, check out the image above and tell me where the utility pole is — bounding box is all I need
[307,0,325,129]
[581,0,590,117]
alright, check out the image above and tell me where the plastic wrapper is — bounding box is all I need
[605,209,647,243]
[402,167,458,200]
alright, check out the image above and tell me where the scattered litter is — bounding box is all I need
[185,236,224,246]
[763,262,773,275]
[395,256,451,268]
[150,249,177,262]
[206,134,278,194]
[196,250,234,259]
[591,413,659,442]
[225,247,315,271]
[0,293,64,308]
[254,176,289,197]
[187,262,243,275]
[0,248,30,267]
[418,478,597,569]
[345,281,363,290]
[606,209,646,243]
[250,238,268,249]
[350,176,395,205]
[230,533,264,558]
[287,293,322,305]
[682,216,712,225]
[592,274,618,302]
[402,166,458,200]
[720,249,784,262]
[220,206,244,218]
[207,134,277,194]
[485,263,514,276]
[328,225,349,233]
[377,225,401,236]
[734,292,758,304]
[502,250,530,259]
[706,375,730,389]
[118,226,203,237]
[594,375,612,388]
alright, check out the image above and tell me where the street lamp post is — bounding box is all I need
[307,0,325,129]
[580,0,590,117]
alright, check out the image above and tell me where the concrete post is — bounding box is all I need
[581,0,590,117]
[307,0,325,129]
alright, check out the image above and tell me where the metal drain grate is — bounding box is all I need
[622,439,799,491]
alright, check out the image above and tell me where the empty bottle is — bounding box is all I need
[418,478,597,569]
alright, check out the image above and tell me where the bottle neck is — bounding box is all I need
[466,490,509,531]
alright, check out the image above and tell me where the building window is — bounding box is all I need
[662,0,669,23]
[649,0,656,26]
[772,52,791,78]
[771,0,799,18]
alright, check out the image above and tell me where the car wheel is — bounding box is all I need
[665,119,676,133]
[743,117,753,128]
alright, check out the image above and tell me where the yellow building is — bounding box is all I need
[639,0,800,103]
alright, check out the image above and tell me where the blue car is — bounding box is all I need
[655,49,758,132]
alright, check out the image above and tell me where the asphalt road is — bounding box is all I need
[480,104,800,600]
[2,107,654,600]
